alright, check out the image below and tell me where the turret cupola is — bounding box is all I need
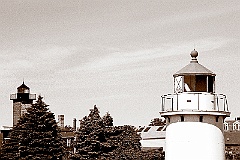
[17,81,30,93]
[173,49,215,93]
[10,82,36,126]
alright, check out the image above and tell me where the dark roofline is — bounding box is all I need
[173,50,216,77]
[17,82,30,89]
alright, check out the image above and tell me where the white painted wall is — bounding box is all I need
[165,122,225,160]
[173,93,215,111]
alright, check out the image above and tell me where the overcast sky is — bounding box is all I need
[1,0,240,127]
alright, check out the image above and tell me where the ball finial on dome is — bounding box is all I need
[190,49,198,58]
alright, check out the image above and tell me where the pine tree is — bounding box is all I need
[102,112,113,126]
[73,105,105,159]
[1,96,64,159]
[149,118,165,126]
[104,125,142,159]
[72,105,142,160]
[139,148,165,160]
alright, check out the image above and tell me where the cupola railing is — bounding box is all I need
[161,92,229,112]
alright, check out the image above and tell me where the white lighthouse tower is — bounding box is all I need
[160,50,230,160]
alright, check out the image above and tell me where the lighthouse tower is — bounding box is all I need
[160,50,230,160]
[10,82,36,126]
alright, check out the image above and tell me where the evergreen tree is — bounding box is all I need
[104,125,141,159]
[149,118,166,126]
[73,105,105,159]
[72,105,142,160]
[1,96,64,159]
[139,148,165,160]
[102,112,113,126]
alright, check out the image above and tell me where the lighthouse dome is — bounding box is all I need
[190,49,198,58]
[174,50,215,77]
[17,82,30,93]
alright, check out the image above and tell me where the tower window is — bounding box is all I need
[233,121,240,131]
[224,122,229,131]
[184,75,209,92]
[199,116,203,122]
[181,116,184,122]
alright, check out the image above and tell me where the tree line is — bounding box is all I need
[0,96,165,159]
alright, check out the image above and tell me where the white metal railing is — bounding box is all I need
[10,93,36,100]
[161,92,229,112]
[10,94,17,100]
[29,94,36,100]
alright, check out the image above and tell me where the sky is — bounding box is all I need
[0,0,240,128]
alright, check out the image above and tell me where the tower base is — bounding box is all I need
[165,122,225,160]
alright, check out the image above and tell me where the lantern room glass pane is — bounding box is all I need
[196,75,207,92]
[208,76,214,93]
[184,75,195,92]
[184,75,208,92]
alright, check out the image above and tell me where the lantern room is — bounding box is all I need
[161,50,229,112]
[173,49,215,93]
[17,82,30,93]
[10,82,36,104]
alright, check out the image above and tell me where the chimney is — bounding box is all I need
[58,115,64,128]
[73,118,77,131]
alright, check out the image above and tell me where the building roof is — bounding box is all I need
[61,130,75,138]
[138,126,166,140]
[174,50,215,77]
[17,82,30,90]
[224,131,240,145]
[138,126,166,150]
[0,126,11,130]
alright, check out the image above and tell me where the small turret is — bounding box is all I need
[17,82,30,93]
[10,82,36,126]
[174,49,215,93]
